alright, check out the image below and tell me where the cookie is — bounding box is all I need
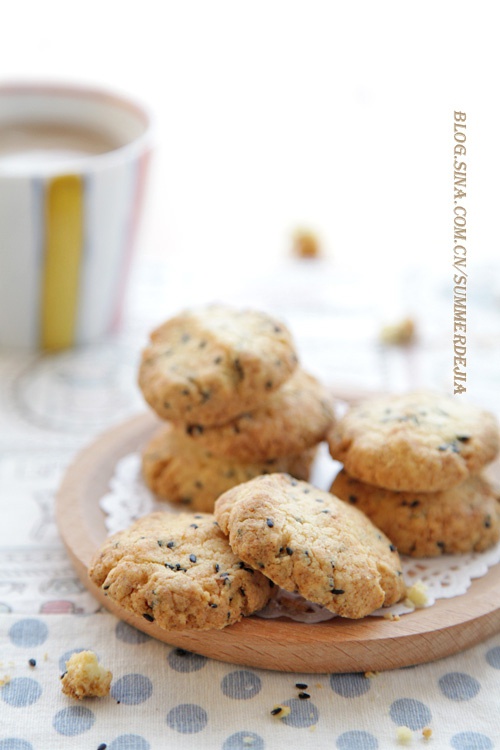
[330,469,500,557]
[138,305,298,425]
[178,369,336,461]
[88,512,274,630]
[142,424,316,512]
[327,391,499,492]
[214,473,406,619]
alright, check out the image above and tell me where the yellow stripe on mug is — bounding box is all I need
[41,175,84,350]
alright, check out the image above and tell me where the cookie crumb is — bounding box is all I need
[396,726,413,744]
[364,671,378,679]
[270,704,291,718]
[383,611,401,621]
[292,229,321,258]
[380,317,416,346]
[422,727,432,740]
[404,580,429,609]
[0,675,11,687]
[242,736,256,746]
[61,650,112,700]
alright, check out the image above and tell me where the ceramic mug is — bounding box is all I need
[0,83,153,350]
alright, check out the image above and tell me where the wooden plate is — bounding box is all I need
[56,409,500,674]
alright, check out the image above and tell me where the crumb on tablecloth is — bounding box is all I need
[61,650,112,700]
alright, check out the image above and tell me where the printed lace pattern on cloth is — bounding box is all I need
[101,453,500,622]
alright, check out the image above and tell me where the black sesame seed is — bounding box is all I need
[286,547,294,555]
[143,613,154,622]
[436,541,446,549]
[348,495,358,504]
[214,356,223,364]
[321,509,330,514]
[209,603,218,608]
[410,500,420,508]
[175,648,188,656]
[103,584,110,590]
[215,564,220,572]
[331,588,345,595]
[270,707,283,715]
[298,692,310,700]
[389,544,397,552]
[187,424,204,436]
[266,518,274,527]
[167,541,175,548]
[238,562,254,573]
[457,435,470,442]
[265,380,273,389]
[485,516,492,529]
[189,554,197,563]
[233,358,245,380]
[28,658,36,667]
[295,682,308,689]
[97,744,108,750]
[60,671,67,679]
[181,388,190,396]
[190,523,199,529]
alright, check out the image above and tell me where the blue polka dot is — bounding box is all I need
[58,648,89,673]
[111,674,153,705]
[337,730,379,750]
[439,672,481,701]
[330,673,371,698]
[108,735,151,750]
[280,698,319,728]
[9,619,48,648]
[223,731,264,750]
[389,698,431,730]
[221,671,262,700]
[53,706,95,736]
[451,732,493,750]
[1,678,42,707]
[485,646,500,669]
[167,648,207,672]
[0,741,33,750]
[166,703,208,733]
[115,622,150,645]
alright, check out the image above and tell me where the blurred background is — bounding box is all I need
[1,0,499,412]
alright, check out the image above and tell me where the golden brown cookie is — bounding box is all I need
[330,469,500,557]
[327,391,499,492]
[88,512,274,630]
[138,305,298,426]
[178,369,335,461]
[142,424,316,512]
[214,473,406,619]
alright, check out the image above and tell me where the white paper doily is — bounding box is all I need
[100,452,500,622]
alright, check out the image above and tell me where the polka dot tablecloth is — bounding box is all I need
[2,613,500,749]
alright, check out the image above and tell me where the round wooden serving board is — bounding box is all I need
[56,409,500,674]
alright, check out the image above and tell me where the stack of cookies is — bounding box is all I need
[328,391,500,557]
[138,304,336,511]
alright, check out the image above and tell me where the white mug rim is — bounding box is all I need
[0,80,155,178]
